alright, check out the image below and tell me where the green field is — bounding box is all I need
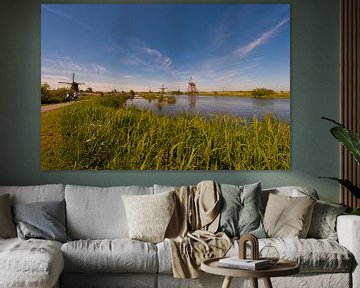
[41,95,290,170]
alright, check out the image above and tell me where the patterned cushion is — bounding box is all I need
[307,200,347,240]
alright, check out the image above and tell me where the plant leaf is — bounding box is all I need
[330,127,360,165]
[321,116,345,127]
[322,117,360,165]
[318,176,360,198]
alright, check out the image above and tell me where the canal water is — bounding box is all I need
[127,94,290,121]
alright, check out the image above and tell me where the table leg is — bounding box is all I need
[221,276,233,288]
[251,278,258,288]
[263,277,273,288]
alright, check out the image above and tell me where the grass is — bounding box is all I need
[41,108,65,170]
[41,95,290,170]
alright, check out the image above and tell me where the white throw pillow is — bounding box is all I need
[122,191,175,243]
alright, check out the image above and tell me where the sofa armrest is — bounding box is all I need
[337,215,360,288]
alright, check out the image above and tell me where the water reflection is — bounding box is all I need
[127,94,290,120]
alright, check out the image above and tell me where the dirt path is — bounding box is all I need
[41,102,75,113]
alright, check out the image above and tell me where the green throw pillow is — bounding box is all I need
[218,182,266,238]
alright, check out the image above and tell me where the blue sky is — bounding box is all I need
[41,4,290,92]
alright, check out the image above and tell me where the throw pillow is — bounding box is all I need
[0,194,16,238]
[122,191,175,243]
[307,200,347,240]
[218,182,266,238]
[263,193,316,238]
[12,200,70,243]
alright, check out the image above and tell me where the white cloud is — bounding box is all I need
[110,40,173,71]
[58,60,85,71]
[233,18,289,59]
[42,74,68,80]
[41,57,111,90]
[143,47,173,69]
[43,57,108,74]
[92,64,108,73]
[42,5,92,31]
[204,17,289,70]
[213,20,232,45]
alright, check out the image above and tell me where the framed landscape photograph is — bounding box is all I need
[41,4,290,170]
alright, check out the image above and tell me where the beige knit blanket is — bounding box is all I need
[165,181,231,279]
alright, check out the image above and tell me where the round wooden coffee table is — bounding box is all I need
[201,257,300,288]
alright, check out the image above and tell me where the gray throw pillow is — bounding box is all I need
[0,194,16,238]
[218,182,266,238]
[307,200,347,240]
[12,200,70,243]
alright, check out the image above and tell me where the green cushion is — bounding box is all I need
[218,182,266,238]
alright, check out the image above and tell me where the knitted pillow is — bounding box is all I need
[122,191,175,243]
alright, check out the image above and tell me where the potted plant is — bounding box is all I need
[320,117,360,215]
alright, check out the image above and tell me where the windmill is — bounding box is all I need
[58,73,85,100]
[159,84,168,94]
[187,76,198,93]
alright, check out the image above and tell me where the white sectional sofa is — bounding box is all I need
[0,184,359,288]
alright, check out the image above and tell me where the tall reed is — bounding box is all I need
[59,96,290,170]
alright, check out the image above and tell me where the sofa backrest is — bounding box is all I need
[65,184,153,240]
[153,184,176,194]
[0,184,65,204]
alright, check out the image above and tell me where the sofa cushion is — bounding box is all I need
[0,184,65,204]
[65,185,153,239]
[0,238,64,288]
[61,239,158,273]
[263,193,316,238]
[12,200,70,243]
[122,191,175,243]
[218,182,266,238]
[307,200,347,240]
[0,194,16,238]
[260,238,353,273]
[158,237,353,274]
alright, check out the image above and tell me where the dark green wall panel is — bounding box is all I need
[0,0,340,202]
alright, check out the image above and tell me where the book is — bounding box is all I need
[218,257,271,270]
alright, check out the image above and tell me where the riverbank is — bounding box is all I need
[41,95,290,170]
